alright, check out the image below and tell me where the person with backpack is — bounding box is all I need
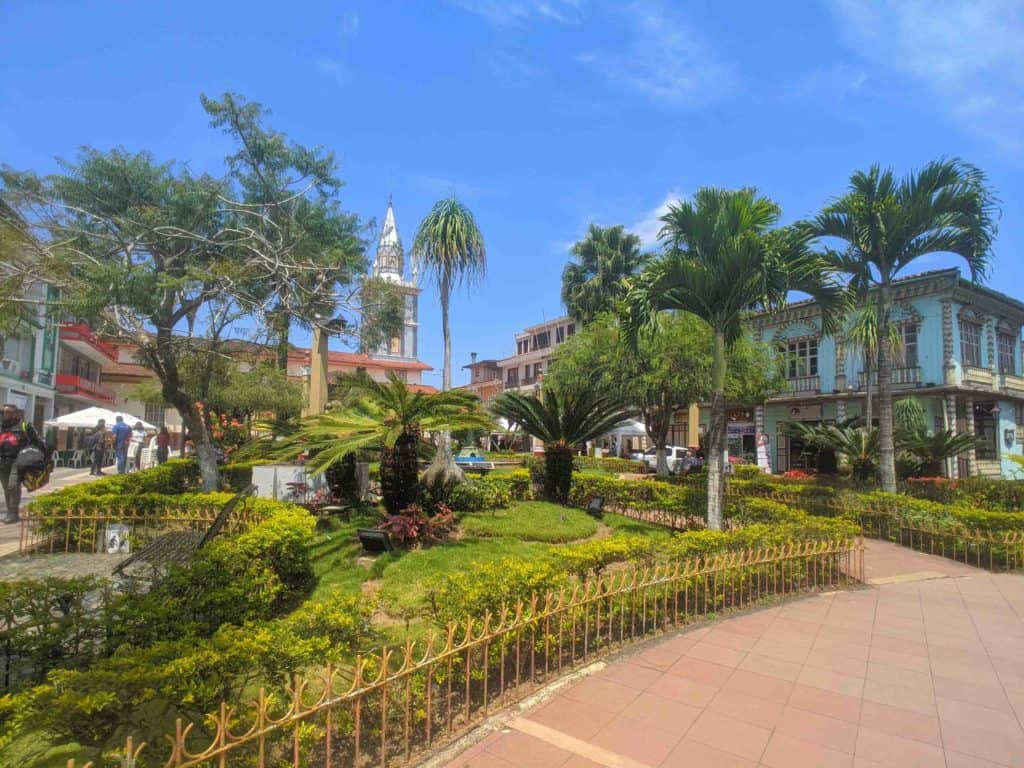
[0,403,47,524]
[86,419,107,475]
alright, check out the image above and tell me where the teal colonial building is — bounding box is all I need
[0,282,59,430]
[723,268,1024,479]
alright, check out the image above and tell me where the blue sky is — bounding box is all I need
[2,1,1022,386]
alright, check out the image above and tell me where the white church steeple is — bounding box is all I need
[366,196,421,360]
[374,195,404,281]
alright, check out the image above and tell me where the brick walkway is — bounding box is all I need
[443,540,1024,768]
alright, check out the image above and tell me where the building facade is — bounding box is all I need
[497,316,578,393]
[461,354,503,404]
[732,268,1024,478]
[0,282,58,429]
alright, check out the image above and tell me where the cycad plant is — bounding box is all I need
[491,390,634,503]
[788,423,880,484]
[898,429,977,478]
[275,373,493,513]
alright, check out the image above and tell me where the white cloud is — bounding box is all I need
[630,190,683,249]
[450,0,583,26]
[829,0,1024,152]
[575,3,733,109]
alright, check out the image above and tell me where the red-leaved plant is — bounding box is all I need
[379,503,457,546]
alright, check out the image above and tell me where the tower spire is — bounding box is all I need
[374,196,404,280]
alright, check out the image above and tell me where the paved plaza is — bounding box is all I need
[445,540,1024,768]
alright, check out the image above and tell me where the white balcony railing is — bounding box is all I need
[857,367,922,387]
[784,375,820,393]
[1000,373,1024,394]
[962,365,994,386]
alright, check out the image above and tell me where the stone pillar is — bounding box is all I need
[945,393,959,479]
[754,405,771,473]
[941,300,956,385]
[835,341,846,391]
[687,403,700,450]
[836,399,847,424]
[965,396,977,477]
[987,317,999,392]
[303,327,330,417]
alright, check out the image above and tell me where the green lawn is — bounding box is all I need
[460,501,599,542]
[305,501,666,625]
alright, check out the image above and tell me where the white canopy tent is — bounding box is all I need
[606,419,648,457]
[45,406,157,431]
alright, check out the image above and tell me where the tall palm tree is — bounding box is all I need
[812,159,998,492]
[561,224,647,324]
[843,300,903,429]
[413,197,487,488]
[492,390,634,504]
[275,373,493,513]
[626,188,843,530]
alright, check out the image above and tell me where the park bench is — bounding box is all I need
[585,496,604,519]
[112,483,257,575]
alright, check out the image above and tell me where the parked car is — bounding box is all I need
[637,446,701,474]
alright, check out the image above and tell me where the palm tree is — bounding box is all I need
[492,389,634,503]
[275,373,493,514]
[812,159,998,492]
[561,225,647,324]
[625,188,843,530]
[843,301,903,429]
[412,196,487,488]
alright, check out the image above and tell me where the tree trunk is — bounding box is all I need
[272,308,290,372]
[381,426,420,514]
[544,444,574,504]
[424,276,464,489]
[655,447,669,476]
[706,330,727,531]
[863,356,873,429]
[877,281,897,492]
[642,400,673,477]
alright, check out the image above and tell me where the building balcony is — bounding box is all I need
[0,359,23,380]
[55,373,115,405]
[857,367,923,388]
[1001,373,1024,395]
[781,375,820,395]
[962,365,994,387]
[59,322,118,364]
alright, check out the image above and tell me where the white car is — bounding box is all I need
[637,446,696,474]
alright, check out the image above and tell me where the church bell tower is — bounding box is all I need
[367,197,420,359]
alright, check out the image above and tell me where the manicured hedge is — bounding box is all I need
[902,476,1024,512]
[572,455,648,474]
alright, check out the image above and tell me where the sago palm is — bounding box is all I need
[898,429,976,478]
[561,224,647,324]
[789,423,880,484]
[625,187,843,530]
[413,196,487,488]
[812,159,998,492]
[491,390,634,504]
[275,373,493,513]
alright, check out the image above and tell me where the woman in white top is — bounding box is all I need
[129,422,147,471]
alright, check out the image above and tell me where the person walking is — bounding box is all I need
[0,403,45,524]
[86,419,107,475]
[129,421,146,471]
[155,426,170,465]
[111,415,131,474]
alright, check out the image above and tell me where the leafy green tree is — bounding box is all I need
[275,373,493,514]
[201,93,391,368]
[412,196,487,488]
[812,159,998,492]
[626,188,843,529]
[491,390,634,503]
[561,225,647,324]
[546,313,781,476]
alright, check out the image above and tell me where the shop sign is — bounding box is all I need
[727,408,754,422]
[727,423,756,438]
[787,404,822,421]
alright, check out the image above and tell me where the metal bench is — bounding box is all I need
[112,483,257,576]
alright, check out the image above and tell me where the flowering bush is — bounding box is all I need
[379,503,458,546]
[781,469,815,479]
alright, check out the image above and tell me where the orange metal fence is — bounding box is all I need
[67,538,863,768]
[18,507,263,555]
[860,517,1024,572]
